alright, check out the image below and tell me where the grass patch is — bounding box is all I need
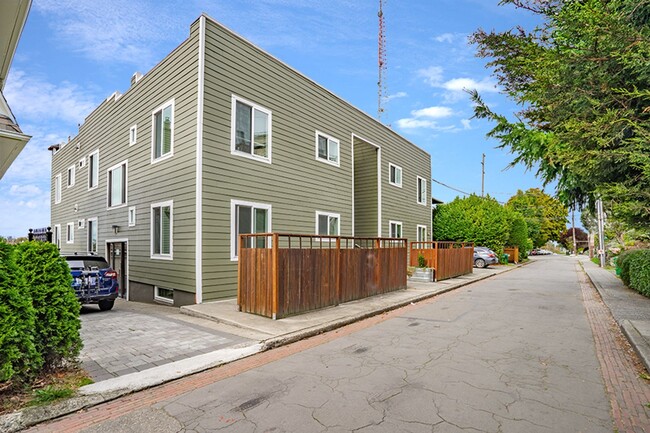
[640,372,650,381]
[0,367,93,415]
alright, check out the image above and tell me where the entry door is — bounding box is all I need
[108,242,127,298]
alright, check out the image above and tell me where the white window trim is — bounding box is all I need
[154,286,174,304]
[417,176,427,206]
[79,157,86,168]
[128,206,136,227]
[53,224,61,249]
[77,219,85,229]
[67,165,75,188]
[389,220,403,238]
[315,131,340,167]
[88,150,99,191]
[230,199,272,261]
[315,211,341,238]
[106,160,128,210]
[150,200,174,260]
[417,224,427,242]
[389,163,402,188]
[66,222,74,244]
[129,124,137,146]
[151,99,175,164]
[86,217,98,253]
[230,95,272,164]
[54,173,62,204]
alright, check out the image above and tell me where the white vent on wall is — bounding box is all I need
[79,158,85,168]
[78,219,85,229]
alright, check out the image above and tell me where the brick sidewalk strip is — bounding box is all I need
[579,265,650,433]
[26,298,431,433]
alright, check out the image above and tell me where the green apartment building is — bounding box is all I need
[50,14,432,306]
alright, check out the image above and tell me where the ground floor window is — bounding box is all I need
[231,199,271,260]
[151,201,173,259]
[389,221,402,238]
[417,225,427,242]
[316,211,340,236]
[87,217,98,253]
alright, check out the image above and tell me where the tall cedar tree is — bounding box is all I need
[470,0,650,229]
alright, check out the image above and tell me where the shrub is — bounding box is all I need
[617,250,635,286]
[0,242,41,384]
[14,242,82,370]
[417,254,426,268]
[628,250,650,297]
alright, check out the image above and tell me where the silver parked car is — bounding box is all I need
[474,246,499,268]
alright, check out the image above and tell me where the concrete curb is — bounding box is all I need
[0,265,517,432]
[620,320,650,373]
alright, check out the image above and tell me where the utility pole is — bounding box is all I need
[596,198,606,267]
[481,153,485,197]
[571,206,577,255]
[377,0,387,121]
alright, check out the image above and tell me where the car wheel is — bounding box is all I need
[475,258,486,268]
[98,300,114,311]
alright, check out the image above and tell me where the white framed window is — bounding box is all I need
[88,150,99,190]
[129,124,137,146]
[66,222,74,244]
[79,157,86,168]
[53,224,61,249]
[152,99,174,162]
[107,161,127,208]
[231,95,272,163]
[54,174,62,204]
[77,219,85,229]
[67,165,75,188]
[389,163,402,187]
[87,217,98,253]
[128,206,136,227]
[316,211,340,236]
[417,225,427,242]
[389,221,403,238]
[154,286,174,304]
[231,199,271,260]
[151,201,173,260]
[417,176,427,205]
[315,131,340,166]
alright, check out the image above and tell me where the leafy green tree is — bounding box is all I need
[506,188,567,248]
[470,0,650,229]
[0,242,41,384]
[505,208,532,258]
[14,242,81,370]
[432,194,510,253]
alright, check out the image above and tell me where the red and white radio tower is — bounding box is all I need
[378,0,387,121]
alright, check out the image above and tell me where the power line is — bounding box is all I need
[431,178,471,196]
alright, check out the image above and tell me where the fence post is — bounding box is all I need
[237,235,244,312]
[335,237,341,305]
[272,233,279,320]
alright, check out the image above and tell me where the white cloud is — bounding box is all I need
[434,33,454,43]
[411,106,454,119]
[461,119,472,130]
[33,0,181,65]
[10,184,43,196]
[382,91,408,103]
[417,66,444,87]
[4,71,99,124]
[442,77,498,93]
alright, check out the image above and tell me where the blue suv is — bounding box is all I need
[64,255,119,311]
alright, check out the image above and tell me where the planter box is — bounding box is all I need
[409,267,434,282]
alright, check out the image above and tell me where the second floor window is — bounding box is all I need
[389,163,402,187]
[317,212,340,236]
[316,132,339,166]
[108,162,127,208]
[54,174,62,204]
[153,101,173,161]
[417,176,427,205]
[88,151,99,189]
[232,96,271,162]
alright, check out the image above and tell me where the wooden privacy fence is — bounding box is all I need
[238,233,407,319]
[504,246,519,263]
[410,241,474,281]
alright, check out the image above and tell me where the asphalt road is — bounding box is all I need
[71,256,614,433]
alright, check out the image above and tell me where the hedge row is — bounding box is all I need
[617,249,650,297]
[0,241,81,387]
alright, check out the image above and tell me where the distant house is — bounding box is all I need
[50,14,431,306]
[0,0,31,179]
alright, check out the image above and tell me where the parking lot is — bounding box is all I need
[79,299,253,382]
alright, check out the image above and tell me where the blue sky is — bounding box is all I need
[0,0,549,238]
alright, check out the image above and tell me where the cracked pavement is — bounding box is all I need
[66,257,616,432]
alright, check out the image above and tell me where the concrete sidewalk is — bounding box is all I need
[579,256,650,372]
[1,265,512,433]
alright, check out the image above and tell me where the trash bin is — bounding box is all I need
[502,253,509,264]
[613,257,621,276]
